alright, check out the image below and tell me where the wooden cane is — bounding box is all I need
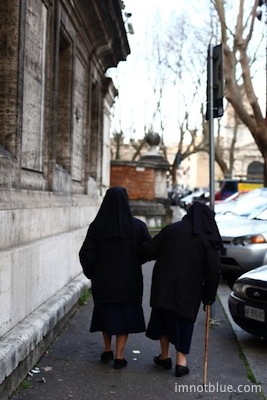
[203,304,211,386]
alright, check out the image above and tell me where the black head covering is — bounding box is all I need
[87,186,134,239]
[183,201,223,250]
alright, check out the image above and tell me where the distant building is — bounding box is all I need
[111,125,263,191]
[222,103,263,180]
[0,0,129,395]
[163,136,263,190]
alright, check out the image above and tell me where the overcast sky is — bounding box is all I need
[109,0,190,143]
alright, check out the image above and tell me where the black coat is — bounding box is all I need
[142,219,221,322]
[79,217,151,305]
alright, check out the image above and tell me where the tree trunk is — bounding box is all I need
[214,0,267,185]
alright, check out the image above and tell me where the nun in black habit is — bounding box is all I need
[142,201,223,377]
[79,186,151,369]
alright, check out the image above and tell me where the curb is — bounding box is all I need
[0,274,90,399]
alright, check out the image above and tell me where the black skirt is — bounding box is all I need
[146,308,194,354]
[90,303,146,335]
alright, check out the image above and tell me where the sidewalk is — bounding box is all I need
[9,206,267,400]
[10,262,266,400]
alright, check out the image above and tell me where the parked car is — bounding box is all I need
[178,188,208,209]
[198,188,267,218]
[215,179,263,201]
[218,206,267,281]
[228,265,267,338]
[215,188,267,222]
[168,186,191,206]
[214,191,249,214]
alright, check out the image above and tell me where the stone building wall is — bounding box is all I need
[0,0,129,395]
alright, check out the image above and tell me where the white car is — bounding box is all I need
[218,207,267,281]
[179,188,208,209]
[229,265,267,338]
[215,188,267,220]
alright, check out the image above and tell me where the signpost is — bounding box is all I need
[206,43,224,210]
[206,43,224,326]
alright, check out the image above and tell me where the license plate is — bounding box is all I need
[244,305,265,322]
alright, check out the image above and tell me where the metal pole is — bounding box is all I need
[208,44,217,322]
[208,43,215,211]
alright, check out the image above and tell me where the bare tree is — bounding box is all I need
[112,131,124,160]
[213,0,267,184]
[163,15,208,185]
[162,14,231,184]
[163,1,265,185]
[130,138,146,161]
[110,1,264,185]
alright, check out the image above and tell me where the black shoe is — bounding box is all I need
[175,365,189,377]
[114,358,128,369]
[153,355,172,370]
[101,351,114,363]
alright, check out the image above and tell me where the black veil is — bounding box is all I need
[87,186,134,239]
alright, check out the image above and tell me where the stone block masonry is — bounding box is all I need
[0,1,129,396]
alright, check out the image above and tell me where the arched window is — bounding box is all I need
[247,161,264,180]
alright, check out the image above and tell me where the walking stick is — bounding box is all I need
[203,304,211,386]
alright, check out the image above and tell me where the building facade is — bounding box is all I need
[0,0,129,395]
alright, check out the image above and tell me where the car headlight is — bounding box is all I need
[232,234,266,246]
[232,283,248,299]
